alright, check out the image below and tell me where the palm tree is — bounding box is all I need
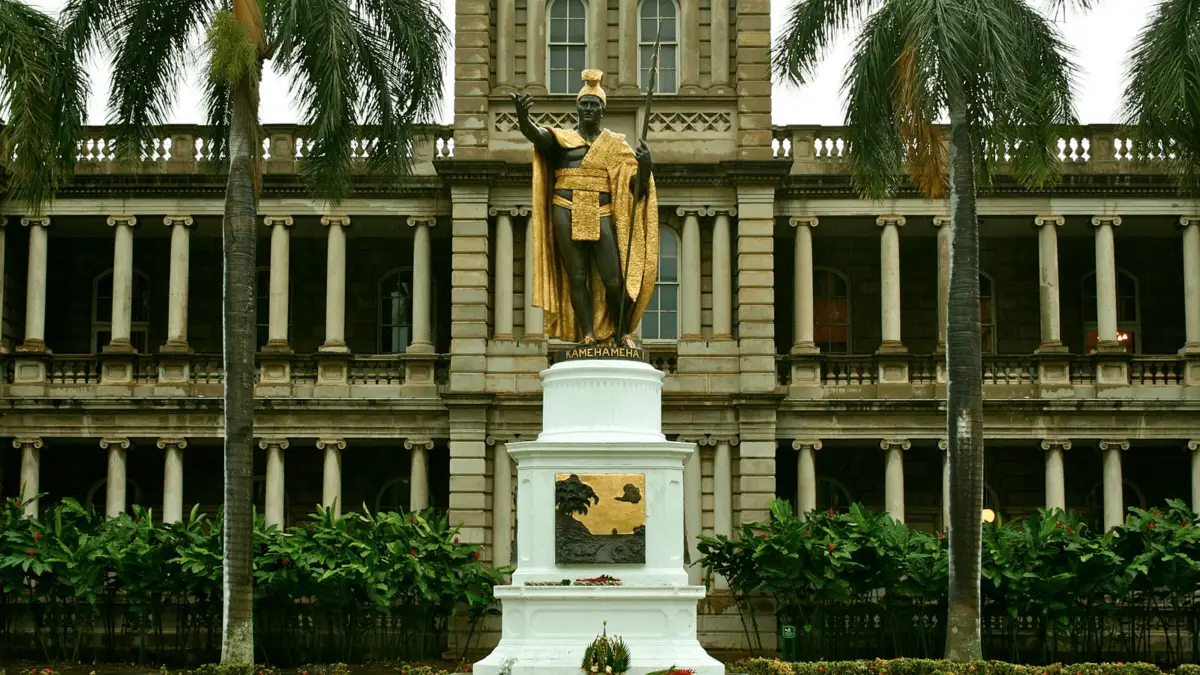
[0,0,86,212]
[774,0,1089,660]
[62,0,448,662]
[1124,0,1200,194]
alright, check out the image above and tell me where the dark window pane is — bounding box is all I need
[660,285,677,311]
[551,45,567,68]
[551,69,568,94]
[661,0,676,18]
[567,0,584,16]
[659,69,676,94]
[568,16,585,43]
[551,0,567,18]
[641,18,656,40]
[550,17,567,42]
[660,17,676,41]
[661,310,678,339]
[660,230,677,254]
[568,46,585,69]
[659,255,677,282]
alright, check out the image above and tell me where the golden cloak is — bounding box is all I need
[531,128,659,343]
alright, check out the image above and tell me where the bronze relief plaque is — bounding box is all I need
[554,473,647,565]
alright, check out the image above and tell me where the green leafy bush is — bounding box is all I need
[727,660,1166,675]
[0,496,505,665]
[700,500,1200,664]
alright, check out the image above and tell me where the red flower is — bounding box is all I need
[454,537,459,543]
[1153,511,1160,517]
[410,548,418,556]
[1068,527,1074,534]
[760,533,767,539]
[1149,522,1156,529]
[828,544,836,552]
[937,532,945,540]
[282,558,289,566]
[474,551,481,560]
[803,530,809,536]
[828,508,835,515]
[408,516,415,523]
[13,498,20,506]
[33,531,41,540]
[28,548,35,556]
[1056,520,1063,527]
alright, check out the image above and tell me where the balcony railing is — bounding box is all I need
[771,124,1166,177]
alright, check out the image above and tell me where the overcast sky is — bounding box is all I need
[26,0,1153,126]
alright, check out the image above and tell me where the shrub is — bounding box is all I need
[727,660,1167,675]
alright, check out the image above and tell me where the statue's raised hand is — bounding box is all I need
[511,92,535,125]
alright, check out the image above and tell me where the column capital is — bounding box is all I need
[320,215,351,228]
[880,438,911,451]
[1035,215,1065,228]
[13,437,43,449]
[1189,439,1200,452]
[263,215,294,228]
[791,439,823,452]
[259,437,290,450]
[156,438,189,450]
[710,206,738,217]
[932,215,952,228]
[0,216,6,227]
[488,206,530,218]
[1180,216,1200,228]
[407,216,437,228]
[316,438,346,451]
[163,215,194,228]
[1091,215,1122,228]
[486,434,521,446]
[99,437,131,450]
[106,215,137,228]
[675,206,709,219]
[678,434,718,446]
[1041,439,1073,452]
[876,215,906,227]
[789,216,819,228]
[403,437,435,450]
[21,216,50,228]
[938,438,948,451]
[1098,439,1130,452]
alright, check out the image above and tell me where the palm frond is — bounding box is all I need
[59,0,126,58]
[270,0,448,204]
[1123,0,1200,194]
[104,0,220,164]
[0,0,88,213]
[774,0,884,86]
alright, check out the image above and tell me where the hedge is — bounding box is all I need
[0,496,505,665]
[729,660,1170,675]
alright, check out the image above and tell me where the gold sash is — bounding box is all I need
[553,167,611,241]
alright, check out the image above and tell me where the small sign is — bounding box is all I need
[554,345,648,363]
[781,625,797,662]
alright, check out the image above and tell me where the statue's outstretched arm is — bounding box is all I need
[510,92,558,159]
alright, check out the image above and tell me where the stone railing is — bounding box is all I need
[771,124,1168,176]
[72,124,455,176]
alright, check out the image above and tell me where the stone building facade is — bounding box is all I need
[2,0,1200,650]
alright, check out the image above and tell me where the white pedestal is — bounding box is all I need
[474,359,723,675]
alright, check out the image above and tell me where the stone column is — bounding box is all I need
[679,0,700,93]
[526,0,547,94]
[524,216,544,339]
[678,208,703,339]
[1190,440,1200,514]
[713,438,734,537]
[1036,216,1066,350]
[681,435,707,585]
[158,438,187,523]
[1100,439,1129,531]
[264,216,294,351]
[320,216,351,352]
[100,437,131,518]
[162,216,194,352]
[1041,439,1071,512]
[491,209,516,339]
[105,216,138,351]
[617,0,637,90]
[260,438,289,528]
[877,216,906,351]
[793,439,821,516]
[711,209,734,339]
[710,0,730,89]
[790,217,818,352]
[317,438,345,517]
[934,216,952,350]
[495,0,515,89]
[939,439,950,530]
[15,438,42,518]
[19,217,50,352]
[1091,216,1122,349]
[407,438,434,511]
[1182,217,1200,351]
[491,437,513,567]
[880,438,910,523]
[408,217,436,352]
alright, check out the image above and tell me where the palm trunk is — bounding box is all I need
[943,95,984,661]
[220,68,260,664]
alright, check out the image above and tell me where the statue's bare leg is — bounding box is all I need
[595,215,629,342]
[552,206,595,340]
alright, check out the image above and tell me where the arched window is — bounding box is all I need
[1086,479,1147,531]
[1082,269,1140,353]
[375,477,412,513]
[379,267,437,353]
[980,272,997,353]
[813,268,851,354]
[642,227,679,341]
[638,0,679,94]
[92,269,151,353]
[548,0,587,95]
[84,478,145,514]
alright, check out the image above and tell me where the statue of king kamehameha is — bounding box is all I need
[511,70,658,348]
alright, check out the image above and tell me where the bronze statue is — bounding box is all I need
[512,69,659,347]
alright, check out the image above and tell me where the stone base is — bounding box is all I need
[473,586,724,675]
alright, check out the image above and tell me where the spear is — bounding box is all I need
[617,38,661,344]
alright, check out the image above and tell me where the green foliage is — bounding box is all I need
[0,496,505,664]
[205,10,259,89]
[581,621,631,674]
[700,499,1200,664]
[728,660,1165,675]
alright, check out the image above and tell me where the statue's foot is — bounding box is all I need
[581,335,598,346]
[618,334,638,349]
